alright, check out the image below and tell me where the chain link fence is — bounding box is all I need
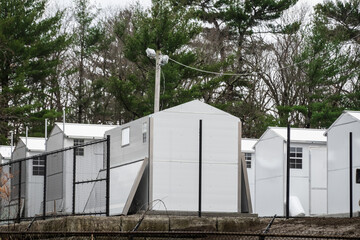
[0,137,110,223]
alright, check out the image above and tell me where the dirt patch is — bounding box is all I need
[251,217,360,237]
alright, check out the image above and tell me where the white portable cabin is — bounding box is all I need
[45,123,116,214]
[11,137,46,217]
[241,139,257,208]
[254,127,327,216]
[325,111,360,215]
[105,100,252,215]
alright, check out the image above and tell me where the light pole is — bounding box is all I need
[146,48,168,113]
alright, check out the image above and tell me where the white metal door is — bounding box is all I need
[309,147,327,215]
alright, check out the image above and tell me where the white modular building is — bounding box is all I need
[45,123,116,214]
[254,127,327,217]
[105,100,252,215]
[326,111,360,215]
[11,137,46,218]
[241,138,258,209]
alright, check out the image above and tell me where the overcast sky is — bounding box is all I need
[48,0,323,11]
[48,0,152,10]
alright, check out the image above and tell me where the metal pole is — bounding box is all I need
[106,135,110,217]
[198,120,202,218]
[286,124,290,219]
[17,161,22,223]
[45,119,48,151]
[154,50,161,113]
[25,126,28,147]
[43,155,47,219]
[72,148,76,215]
[63,107,66,133]
[10,131,14,155]
[350,132,353,218]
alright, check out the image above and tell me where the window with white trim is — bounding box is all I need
[245,153,252,168]
[33,156,45,176]
[290,147,302,169]
[122,127,130,146]
[74,139,84,156]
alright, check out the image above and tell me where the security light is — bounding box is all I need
[146,48,156,59]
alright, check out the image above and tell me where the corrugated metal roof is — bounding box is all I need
[0,145,12,159]
[19,137,46,152]
[241,139,257,153]
[55,122,117,139]
[269,127,326,143]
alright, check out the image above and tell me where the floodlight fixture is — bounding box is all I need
[145,48,169,113]
[146,48,156,59]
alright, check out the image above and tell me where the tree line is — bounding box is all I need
[0,0,359,144]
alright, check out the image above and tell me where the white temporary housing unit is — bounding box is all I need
[241,138,257,208]
[326,111,360,215]
[105,100,252,215]
[254,127,327,217]
[46,123,116,214]
[11,137,46,217]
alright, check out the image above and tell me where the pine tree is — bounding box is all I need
[292,11,353,128]
[69,0,105,123]
[0,0,69,144]
[107,0,202,122]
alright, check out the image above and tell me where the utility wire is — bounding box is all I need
[168,32,360,76]
[168,57,253,77]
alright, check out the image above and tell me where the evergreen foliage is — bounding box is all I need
[0,0,359,143]
[0,0,69,144]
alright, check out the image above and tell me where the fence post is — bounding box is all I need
[72,148,76,215]
[286,124,290,219]
[43,155,47,220]
[106,135,110,216]
[198,120,202,218]
[106,135,110,217]
[17,161,22,223]
[350,132,353,218]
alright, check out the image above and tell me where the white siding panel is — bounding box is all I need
[152,161,198,211]
[110,161,144,215]
[202,163,237,212]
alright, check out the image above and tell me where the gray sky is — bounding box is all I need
[48,0,323,11]
[48,0,152,10]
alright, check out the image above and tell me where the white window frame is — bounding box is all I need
[290,147,302,169]
[122,127,130,147]
[245,153,252,168]
[74,139,85,156]
[33,156,45,176]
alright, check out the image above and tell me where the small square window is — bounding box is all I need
[74,139,84,156]
[290,147,302,169]
[245,153,252,168]
[33,156,45,176]
[122,127,130,146]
